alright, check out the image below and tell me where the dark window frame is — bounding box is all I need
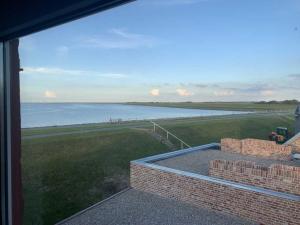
[1,40,22,225]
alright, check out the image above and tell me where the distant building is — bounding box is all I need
[296,105,300,134]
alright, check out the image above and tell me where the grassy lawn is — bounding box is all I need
[22,129,168,225]
[128,102,298,112]
[21,113,295,225]
[158,114,295,147]
[21,120,151,137]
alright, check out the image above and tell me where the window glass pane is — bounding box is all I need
[19,1,300,225]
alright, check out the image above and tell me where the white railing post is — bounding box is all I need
[151,121,191,149]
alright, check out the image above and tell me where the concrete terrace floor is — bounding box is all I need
[155,148,300,175]
[57,189,257,225]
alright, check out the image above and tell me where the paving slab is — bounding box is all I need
[155,148,300,175]
[57,189,257,225]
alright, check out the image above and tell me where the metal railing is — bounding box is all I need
[150,121,191,149]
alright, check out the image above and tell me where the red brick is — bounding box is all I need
[130,162,300,225]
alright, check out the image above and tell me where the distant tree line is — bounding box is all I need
[256,100,299,104]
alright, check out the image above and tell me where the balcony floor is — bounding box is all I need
[57,188,257,225]
[155,148,300,176]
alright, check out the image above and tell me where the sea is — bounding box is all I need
[21,103,247,128]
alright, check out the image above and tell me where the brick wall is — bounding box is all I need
[131,162,300,225]
[220,138,241,153]
[209,160,300,195]
[221,138,292,160]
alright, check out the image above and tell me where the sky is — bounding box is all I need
[19,0,300,102]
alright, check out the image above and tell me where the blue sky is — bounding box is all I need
[20,0,300,102]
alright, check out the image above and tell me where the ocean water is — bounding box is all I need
[21,103,246,128]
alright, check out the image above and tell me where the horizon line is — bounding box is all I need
[20,100,299,104]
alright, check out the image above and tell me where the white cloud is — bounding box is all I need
[213,89,235,97]
[176,88,193,96]
[289,74,300,80]
[44,90,57,98]
[150,89,160,96]
[260,90,274,97]
[21,67,127,79]
[80,28,158,49]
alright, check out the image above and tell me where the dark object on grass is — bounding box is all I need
[269,127,289,144]
[295,105,300,133]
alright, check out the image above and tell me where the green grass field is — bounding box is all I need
[128,101,298,111]
[21,112,296,225]
[22,129,168,225]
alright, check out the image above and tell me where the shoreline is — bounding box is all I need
[21,102,296,130]
[21,112,292,139]
[21,112,254,130]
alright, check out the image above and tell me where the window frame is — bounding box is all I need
[1,40,12,225]
[1,40,22,225]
